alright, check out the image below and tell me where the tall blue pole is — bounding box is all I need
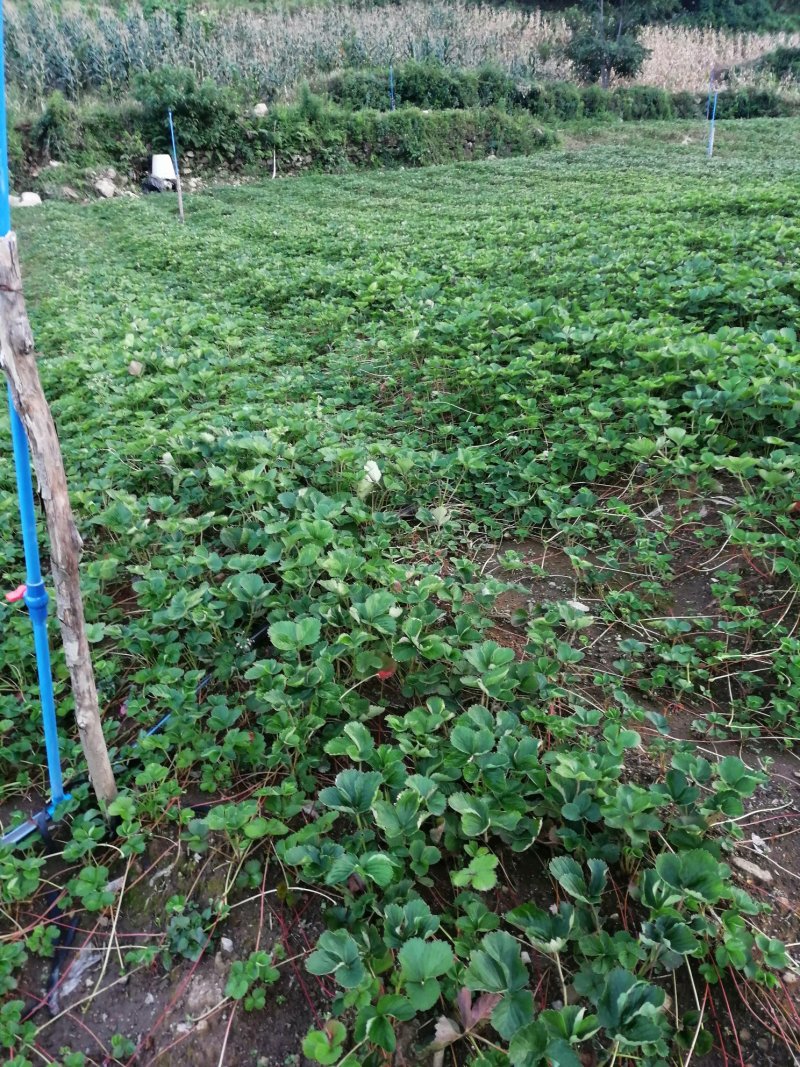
[7,397,65,805]
[167,108,179,176]
[0,1,10,235]
[0,1,66,807]
[167,108,185,224]
[707,90,718,159]
[388,64,396,111]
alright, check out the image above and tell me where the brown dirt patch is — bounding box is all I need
[19,846,330,1067]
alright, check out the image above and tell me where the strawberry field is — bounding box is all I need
[2,120,800,1067]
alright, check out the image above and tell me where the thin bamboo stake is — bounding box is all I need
[168,109,185,224]
[175,168,185,225]
[0,232,117,806]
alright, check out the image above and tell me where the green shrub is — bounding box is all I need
[395,60,479,110]
[609,86,673,120]
[259,104,315,158]
[23,98,147,175]
[7,128,25,179]
[524,82,583,120]
[324,69,392,111]
[32,90,78,161]
[521,83,550,117]
[369,108,446,164]
[671,90,702,118]
[81,102,146,161]
[755,46,800,80]
[581,84,610,116]
[550,80,583,119]
[135,67,247,162]
[716,87,794,118]
[296,82,327,124]
[475,64,516,108]
[326,62,516,113]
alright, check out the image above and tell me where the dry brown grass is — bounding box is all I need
[6,0,799,104]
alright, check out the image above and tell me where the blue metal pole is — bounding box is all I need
[0,0,66,808]
[167,108,179,175]
[0,0,11,235]
[389,65,396,111]
[7,396,65,806]
[167,108,185,223]
[707,90,718,158]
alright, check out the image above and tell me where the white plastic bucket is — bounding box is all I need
[151,154,177,182]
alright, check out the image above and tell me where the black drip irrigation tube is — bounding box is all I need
[0,623,273,850]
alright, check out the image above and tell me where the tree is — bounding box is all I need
[565,0,678,88]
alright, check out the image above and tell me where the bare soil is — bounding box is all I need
[18,847,330,1067]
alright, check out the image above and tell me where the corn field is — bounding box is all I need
[638,24,800,90]
[6,0,799,106]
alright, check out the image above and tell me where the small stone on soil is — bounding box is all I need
[185,973,224,1015]
[731,856,773,883]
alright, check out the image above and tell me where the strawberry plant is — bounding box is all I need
[1,123,799,1064]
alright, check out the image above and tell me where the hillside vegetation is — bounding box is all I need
[55,0,800,32]
[6,0,800,107]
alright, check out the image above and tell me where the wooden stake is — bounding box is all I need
[175,168,185,225]
[0,232,117,806]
